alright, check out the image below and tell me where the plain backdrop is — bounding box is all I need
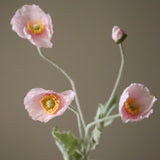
[1,0,160,160]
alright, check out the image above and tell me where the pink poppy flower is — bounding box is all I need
[10,4,53,48]
[24,88,75,123]
[112,26,127,44]
[119,83,157,123]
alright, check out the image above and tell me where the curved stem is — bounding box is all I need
[85,114,120,138]
[68,105,82,138]
[104,43,124,113]
[37,47,86,136]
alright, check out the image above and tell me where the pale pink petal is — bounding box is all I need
[11,4,53,48]
[55,90,75,117]
[46,14,54,39]
[23,27,53,48]
[119,83,157,123]
[24,88,75,123]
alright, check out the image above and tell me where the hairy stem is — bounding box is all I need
[37,47,86,137]
[104,43,125,113]
[68,105,82,138]
[85,114,120,139]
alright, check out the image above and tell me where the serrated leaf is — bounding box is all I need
[90,96,118,150]
[90,104,105,150]
[104,103,117,127]
[94,103,106,121]
[52,127,82,160]
[90,125,103,150]
[104,95,118,115]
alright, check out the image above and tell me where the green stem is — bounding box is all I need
[37,47,86,137]
[68,105,82,138]
[68,105,79,114]
[104,43,125,113]
[85,114,120,138]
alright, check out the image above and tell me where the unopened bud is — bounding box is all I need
[112,26,127,44]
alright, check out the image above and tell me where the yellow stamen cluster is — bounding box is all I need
[27,19,44,34]
[125,98,140,114]
[40,94,60,115]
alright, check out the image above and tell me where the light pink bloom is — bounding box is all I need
[119,83,157,123]
[24,88,75,123]
[10,4,53,48]
[112,26,127,44]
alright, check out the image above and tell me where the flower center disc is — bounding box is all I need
[27,19,44,34]
[40,94,60,115]
[124,98,140,114]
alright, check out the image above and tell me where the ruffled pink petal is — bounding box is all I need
[23,27,53,48]
[24,88,75,123]
[46,14,54,39]
[11,4,53,48]
[54,90,75,117]
[119,83,157,123]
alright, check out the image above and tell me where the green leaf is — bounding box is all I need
[90,104,105,150]
[94,103,106,121]
[90,125,103,150]
[104,103,117,127]
[52,127,82,160]
[104,95,118,115]
[90,96,118,150]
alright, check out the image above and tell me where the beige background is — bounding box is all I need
[1,0,160,160]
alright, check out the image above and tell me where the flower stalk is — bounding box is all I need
[68,105,82,138]
[37,47,86,137]
[11,5,157,159]
[104,43,124,113]
[85,114,120,138]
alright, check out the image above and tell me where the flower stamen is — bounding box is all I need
[125,98,140,114]
[40,94,60,115]
[27,19,44,34]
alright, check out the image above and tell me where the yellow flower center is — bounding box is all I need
[40,94,60,115]
[27,19,44,34]
[124,98,140,114]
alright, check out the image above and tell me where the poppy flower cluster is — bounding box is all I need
[11,5,157,124]
[11,4,75,122]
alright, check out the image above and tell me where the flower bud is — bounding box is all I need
[112,26,127,44]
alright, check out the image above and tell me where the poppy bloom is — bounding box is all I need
[112,26,127,44]
[10,4,53,48]
[119,83,157,123]
[24,88,75,123]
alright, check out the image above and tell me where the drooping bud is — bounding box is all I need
[112,26,127,44]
